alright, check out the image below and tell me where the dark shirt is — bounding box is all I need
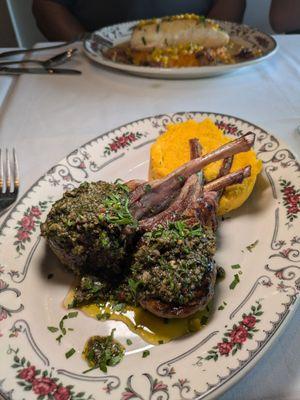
[52,0,213,31]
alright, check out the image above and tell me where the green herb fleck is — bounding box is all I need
[65,348,76,359]
[231,264,241,270]
[47,326,59,333]
[112,303,126,313]
[218,301,227,311]
[126,339,133,346]
[67,311,78,318]
[142,36,147,45]
[96,312,111,320]
[56,334,63,344]
[229,274,240,290]
[246,240,259,252]
[158,340,164,345]
[128,279,142,295]
[142,350,150,358]
[144,184,152,193]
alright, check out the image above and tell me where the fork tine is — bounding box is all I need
[13,148,19,192]
[0,149,3,192]
[6,148,11,192]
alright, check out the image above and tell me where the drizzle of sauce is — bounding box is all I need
[64,289,212,345]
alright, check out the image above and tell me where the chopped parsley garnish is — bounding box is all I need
[96,312,111,320]
[112,303,126,313]
[126,339,133,346]
[56,334,63,344]
[48,312,78,343]
[229,274,240,290]
[144,184,152,193]
[128,278,142,295]
[65,348,76,359]
[142,36,147,45]
[231,264,241,270]
[218,301,227,311]
[142,350,150,358]
[67,311,78,318]
[246,240,259,252]
[47,326,58,333]
[83,329,124,373]
[103,188,137,227]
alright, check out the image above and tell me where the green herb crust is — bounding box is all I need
[130,221,216,306]
[41,181,138,276]
[71,221,216,309]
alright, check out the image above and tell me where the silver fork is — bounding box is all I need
[0,149,19,215]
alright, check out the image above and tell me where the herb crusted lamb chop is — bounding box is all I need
[129,139,251,318]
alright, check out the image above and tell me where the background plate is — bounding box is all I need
[84,21,277,79]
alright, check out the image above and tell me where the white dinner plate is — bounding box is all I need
[83,21,277,79]
[0,112,299,400]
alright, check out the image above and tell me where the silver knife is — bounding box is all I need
[0,66,82,75]
[0,40,78,59]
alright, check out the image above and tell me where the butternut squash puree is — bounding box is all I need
[149,118,262,215]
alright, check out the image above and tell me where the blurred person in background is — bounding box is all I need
[269,0,300,33]
[32,0,246,41]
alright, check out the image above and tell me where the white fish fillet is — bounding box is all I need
[131,18,230,51]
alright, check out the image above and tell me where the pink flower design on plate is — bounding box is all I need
[18,366,36,382]
[32,377,57,396]
[230,325,248,344]
[0,279,8,290]
[30,206,41,217]
[0,308,8,321]
[53,386,71,400]
[20,215,34,231]
[110,142,120,152]
[153,381,168,391]
[242,315,256,329]
[217,341,233,355]
[118,136,128,146]
[121,391,135,400]
[17,230,30,241]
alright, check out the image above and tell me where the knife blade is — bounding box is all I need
[0,66,82,75]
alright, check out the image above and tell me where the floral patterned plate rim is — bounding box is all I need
[83,20,277,79]
[0,112,299,400]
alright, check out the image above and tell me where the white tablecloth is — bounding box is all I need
[0,35,299,400]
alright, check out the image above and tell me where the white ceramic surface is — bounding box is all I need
[83,20,277,79]
[0,112,299,400]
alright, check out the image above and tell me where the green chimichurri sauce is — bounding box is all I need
[82,329,124,373]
